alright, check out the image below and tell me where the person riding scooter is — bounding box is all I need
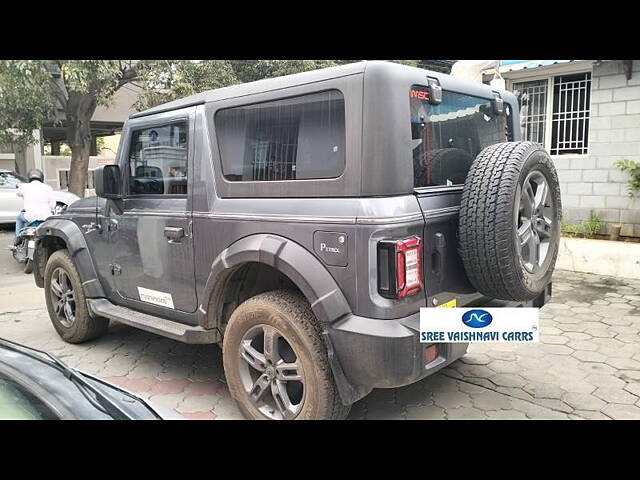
[15,169,56,243]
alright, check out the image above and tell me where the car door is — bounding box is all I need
[0,171,26,223]
[109,108,198,314]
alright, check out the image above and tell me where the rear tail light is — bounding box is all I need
[377,236,423,299]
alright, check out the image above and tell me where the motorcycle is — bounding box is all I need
[9,204,66,274]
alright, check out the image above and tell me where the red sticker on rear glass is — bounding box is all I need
[410,89,430,101]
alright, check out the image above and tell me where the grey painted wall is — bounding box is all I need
[556,60,640,237]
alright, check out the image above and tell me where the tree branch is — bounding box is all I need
[117,61,142,89]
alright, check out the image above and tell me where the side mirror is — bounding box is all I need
[95,165,122,199]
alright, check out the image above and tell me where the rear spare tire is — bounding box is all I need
[458,141,561,301]
[429,148,474,186]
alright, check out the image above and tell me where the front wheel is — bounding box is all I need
[222,290,350,420]
[44,249,109,343]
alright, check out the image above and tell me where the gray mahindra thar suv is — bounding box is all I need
[32,61,560,419]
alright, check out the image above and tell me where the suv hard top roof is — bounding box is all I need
[131,61,513,119]
[131,61,369,119]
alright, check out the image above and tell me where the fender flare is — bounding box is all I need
[201,233,364,404]
[35,218,105,298]
[202,234,352,326]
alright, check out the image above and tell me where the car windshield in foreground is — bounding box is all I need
[0,338,156,420]
[410,86,509,189]
[0,373,59,420]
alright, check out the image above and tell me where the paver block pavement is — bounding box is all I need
[601,404,640,420]
[593,387,638,404]
[1,254,639,421]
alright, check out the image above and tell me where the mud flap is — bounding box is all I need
[321,330,371,406]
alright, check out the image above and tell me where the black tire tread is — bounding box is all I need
[44,249,109,344]
[224,290,350,420]
[458,141,561,301]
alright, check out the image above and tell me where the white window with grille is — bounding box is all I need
[512,71,591,156]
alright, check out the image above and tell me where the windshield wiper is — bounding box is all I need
[0,337,133,420]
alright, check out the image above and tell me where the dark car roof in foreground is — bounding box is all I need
[0,338,162,420]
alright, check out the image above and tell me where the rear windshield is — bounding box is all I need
[410,85,509,188]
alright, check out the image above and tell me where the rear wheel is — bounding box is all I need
[44,249,109,343]
[222,290,350,420]
[12,239,27,264]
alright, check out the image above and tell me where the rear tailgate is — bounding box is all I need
[416,188,484,308]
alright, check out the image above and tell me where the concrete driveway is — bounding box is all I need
[1,226,639,420]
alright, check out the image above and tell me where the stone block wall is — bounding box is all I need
[555,60,640,237]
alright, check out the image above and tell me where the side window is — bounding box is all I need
[127,121,188,195]
[215,90,345,182]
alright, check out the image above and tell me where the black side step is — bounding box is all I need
[86,298,219,344]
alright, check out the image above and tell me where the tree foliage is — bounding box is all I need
[0,59,450,196]
[0,60,141,196]
[134,60,238,110]
[133,60,425,110]
[0,60,55,147]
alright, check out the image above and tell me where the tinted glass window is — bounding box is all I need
[410,86,508,188]
[0,373,58,420]
[216,90,345,181]
[127,122,188,195]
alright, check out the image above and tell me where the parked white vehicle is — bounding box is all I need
[0,169,80,224]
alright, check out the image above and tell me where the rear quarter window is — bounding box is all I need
[410,86,508,188]
[215,90,346,182]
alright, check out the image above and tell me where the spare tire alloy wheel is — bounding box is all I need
[238,324,305,420]
[516,170,554,273]
[458,141,562,302]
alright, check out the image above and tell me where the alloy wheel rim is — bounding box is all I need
[237,324,305,420]
[515,170,554,274]
[50,267,76,327]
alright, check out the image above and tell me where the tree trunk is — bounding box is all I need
[66,92,97,198]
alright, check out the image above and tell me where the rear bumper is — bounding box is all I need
[327,312,468,392]
[326,285,551,403]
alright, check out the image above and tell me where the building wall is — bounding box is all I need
[42,156,116,191]
[0,155,14,171]
[555,60,640,237]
